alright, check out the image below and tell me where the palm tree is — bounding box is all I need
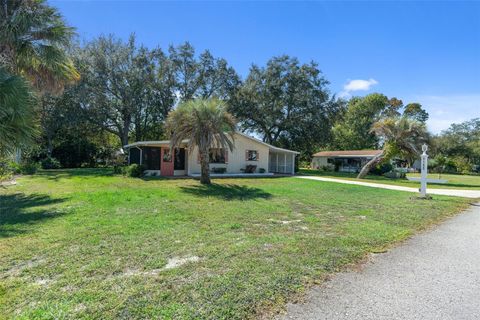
[0,0,78,155]
[166,99,236,184]
[0,67,36,155]
[0,0,79,92]
[357,117,428,179]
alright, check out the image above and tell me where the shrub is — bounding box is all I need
[298,160,310,169]
[370,162,393,175]
[453,157,472,174]
[113,165,124,174]
[0,161,13,181]
[20,162,39,175]
[40,157,61,169]
[321,164,335,172]
[258,168,266,173]
[8,162,21,174]
[427,158,438,171]
[123,164,145,177]
[52,138,98,168]
[212,167,227,174]
[383,170,406,179]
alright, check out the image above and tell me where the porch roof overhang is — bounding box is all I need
[268,146,300,154]
[234,132,300,155]
[123,140,188,149]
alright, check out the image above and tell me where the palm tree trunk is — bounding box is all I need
[199,150,211,184]
[357,150,385,179]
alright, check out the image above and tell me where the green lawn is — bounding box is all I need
[300,169,480,190]
[0,169,472,319]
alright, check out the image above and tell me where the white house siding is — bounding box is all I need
[187,134,270,175]
[311,157,329,169]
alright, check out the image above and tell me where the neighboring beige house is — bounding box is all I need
[124,132,299,177]
[311,150,382,173]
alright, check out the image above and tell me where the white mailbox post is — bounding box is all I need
[420,144,428,197]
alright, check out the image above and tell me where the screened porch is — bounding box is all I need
[268,152,296,174]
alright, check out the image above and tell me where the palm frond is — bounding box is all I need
[371,116,428,160]
[0,67,37,155]
[166,98,236,183]
[0,0,78,92]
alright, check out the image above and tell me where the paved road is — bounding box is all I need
[298,176,480,198]
[277,204,480,320]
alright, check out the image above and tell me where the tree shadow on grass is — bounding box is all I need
[35,168,114,181]
[0,193,67,238]
[180,184,272,201]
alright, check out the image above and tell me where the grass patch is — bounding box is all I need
[300,169,480,190]
[0,168,472,319]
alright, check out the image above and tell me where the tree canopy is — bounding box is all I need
[432,118,480,172]
[76,36,240,147]
[230,55,342,159]
[331,94,429,151]
[78,34,173,146]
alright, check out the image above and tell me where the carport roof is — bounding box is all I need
[313,150,382,157]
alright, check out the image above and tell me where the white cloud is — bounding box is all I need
[344,78,378,92]
[340,78,378,97]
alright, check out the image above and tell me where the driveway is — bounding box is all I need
[277,203,480,320]
[298,176,480,198]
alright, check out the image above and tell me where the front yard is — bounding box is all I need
[0,169,472,319]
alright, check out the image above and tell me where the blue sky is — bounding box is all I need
[51,1,480,133]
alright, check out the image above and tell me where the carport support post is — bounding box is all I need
[420,144,428,197]
[136,146,143,166]
[276,153,279,172]
[291,154,295,174]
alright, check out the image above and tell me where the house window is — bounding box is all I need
[209,148,225,164]
[246,150,259,161]
[174,148,185,170]
[143,147,161,170]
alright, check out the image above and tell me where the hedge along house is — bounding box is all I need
[311,150,383,173]
[123,132,299,177]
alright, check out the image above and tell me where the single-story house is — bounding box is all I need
[123,132,299,177]
[311,150,382,173]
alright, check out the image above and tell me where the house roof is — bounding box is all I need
[235,132,300,154]
[123,132,300,154]
[312,150,382,157]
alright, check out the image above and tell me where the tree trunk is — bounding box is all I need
[199,149,211,184]
[357,150,385,179]
[120,125,130,147]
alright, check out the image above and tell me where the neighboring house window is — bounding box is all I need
[209,148,226,164]
[246,150,259,161]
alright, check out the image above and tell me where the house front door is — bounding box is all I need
[161,148,174,176]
